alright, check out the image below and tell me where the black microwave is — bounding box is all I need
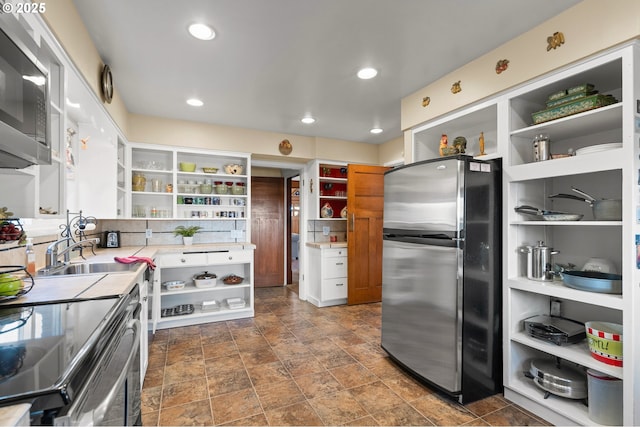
[0,26,50,168]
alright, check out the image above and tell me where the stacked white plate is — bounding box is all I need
[575,142,622,156]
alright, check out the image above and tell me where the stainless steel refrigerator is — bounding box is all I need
[381,155,502,404]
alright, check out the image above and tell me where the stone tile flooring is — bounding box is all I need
[141,286,550,426]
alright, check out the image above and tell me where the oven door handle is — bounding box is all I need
[93,318,140,424]
[56,318,141,426]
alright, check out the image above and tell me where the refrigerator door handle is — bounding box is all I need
[383,234,457,248]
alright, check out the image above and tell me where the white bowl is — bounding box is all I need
[582,257,616,274]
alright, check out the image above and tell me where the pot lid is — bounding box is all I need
[194,271,216,280]
[530,359,586,386]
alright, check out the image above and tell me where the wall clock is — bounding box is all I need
[101,64,113,104]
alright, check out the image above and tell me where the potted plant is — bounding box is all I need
[174,225,202,246]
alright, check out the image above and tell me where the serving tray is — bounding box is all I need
[532,94,617,125]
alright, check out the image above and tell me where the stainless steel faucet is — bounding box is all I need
[44,237,100,270]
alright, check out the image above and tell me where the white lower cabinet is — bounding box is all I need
[151,246,255,331]
[308,246,348,307]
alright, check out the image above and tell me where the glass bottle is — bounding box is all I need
[25,238,36,274]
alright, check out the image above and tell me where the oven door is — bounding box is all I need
[54,305,141,426]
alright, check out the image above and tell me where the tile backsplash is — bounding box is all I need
[99,219,246,246]
[0,219,247,272]
[307,219,347,243]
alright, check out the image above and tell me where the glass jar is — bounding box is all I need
[132,172,146,191]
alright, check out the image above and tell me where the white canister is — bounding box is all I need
[587,369,622,425]
[533,133,551,161]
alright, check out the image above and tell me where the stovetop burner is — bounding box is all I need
[0,297,125,413]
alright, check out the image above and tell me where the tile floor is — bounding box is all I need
[141,286,550,426]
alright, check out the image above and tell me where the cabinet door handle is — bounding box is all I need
[228,256,233,260]
[335,262,344,266]
[336,283,344,286]
[180,258,186,263]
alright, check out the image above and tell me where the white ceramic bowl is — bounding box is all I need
[582,257,616,274]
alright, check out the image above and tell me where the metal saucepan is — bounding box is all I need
[548,187,621,221]
[514,205,583,221]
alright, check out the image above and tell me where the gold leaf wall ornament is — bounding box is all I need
[279,139,292,155]
[451,81,461,94]
[422,96,431,107]
[495,59,509,74]
[546,31,565,51]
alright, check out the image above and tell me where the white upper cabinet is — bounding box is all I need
[128,143,251,223]
[65,67,122,218]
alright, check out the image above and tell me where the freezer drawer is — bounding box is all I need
[381,238,462,393]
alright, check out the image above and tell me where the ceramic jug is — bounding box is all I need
[321,202,333,218]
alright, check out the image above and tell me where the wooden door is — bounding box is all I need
[347,164,390,304]
[251,177,285,287]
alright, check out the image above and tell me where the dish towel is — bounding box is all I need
[114,256,156,270]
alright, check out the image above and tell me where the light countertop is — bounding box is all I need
[306,242,347,249]
[5,243,255,305]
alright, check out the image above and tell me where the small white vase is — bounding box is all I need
[183,236,194,246]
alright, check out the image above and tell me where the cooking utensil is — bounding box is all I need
[201,300,221,311]
[548,187,622,221]
[222,274,244,285]
[561,270,622,294]
[162,280,185,291]
[523,315,585,346]
[519,241,559,281]
[193,271,217,288]
[526,359,587,400]
[514,205,583,221]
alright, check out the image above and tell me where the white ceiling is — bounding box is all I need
[72,0,581,145]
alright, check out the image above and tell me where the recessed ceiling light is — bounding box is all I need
[186,98,204,107]
[301,117,315,124]
[357,67,378,79]
[188,23,216,40]
[370,128,383,134]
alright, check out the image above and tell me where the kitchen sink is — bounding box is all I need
[38,262,138,276]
